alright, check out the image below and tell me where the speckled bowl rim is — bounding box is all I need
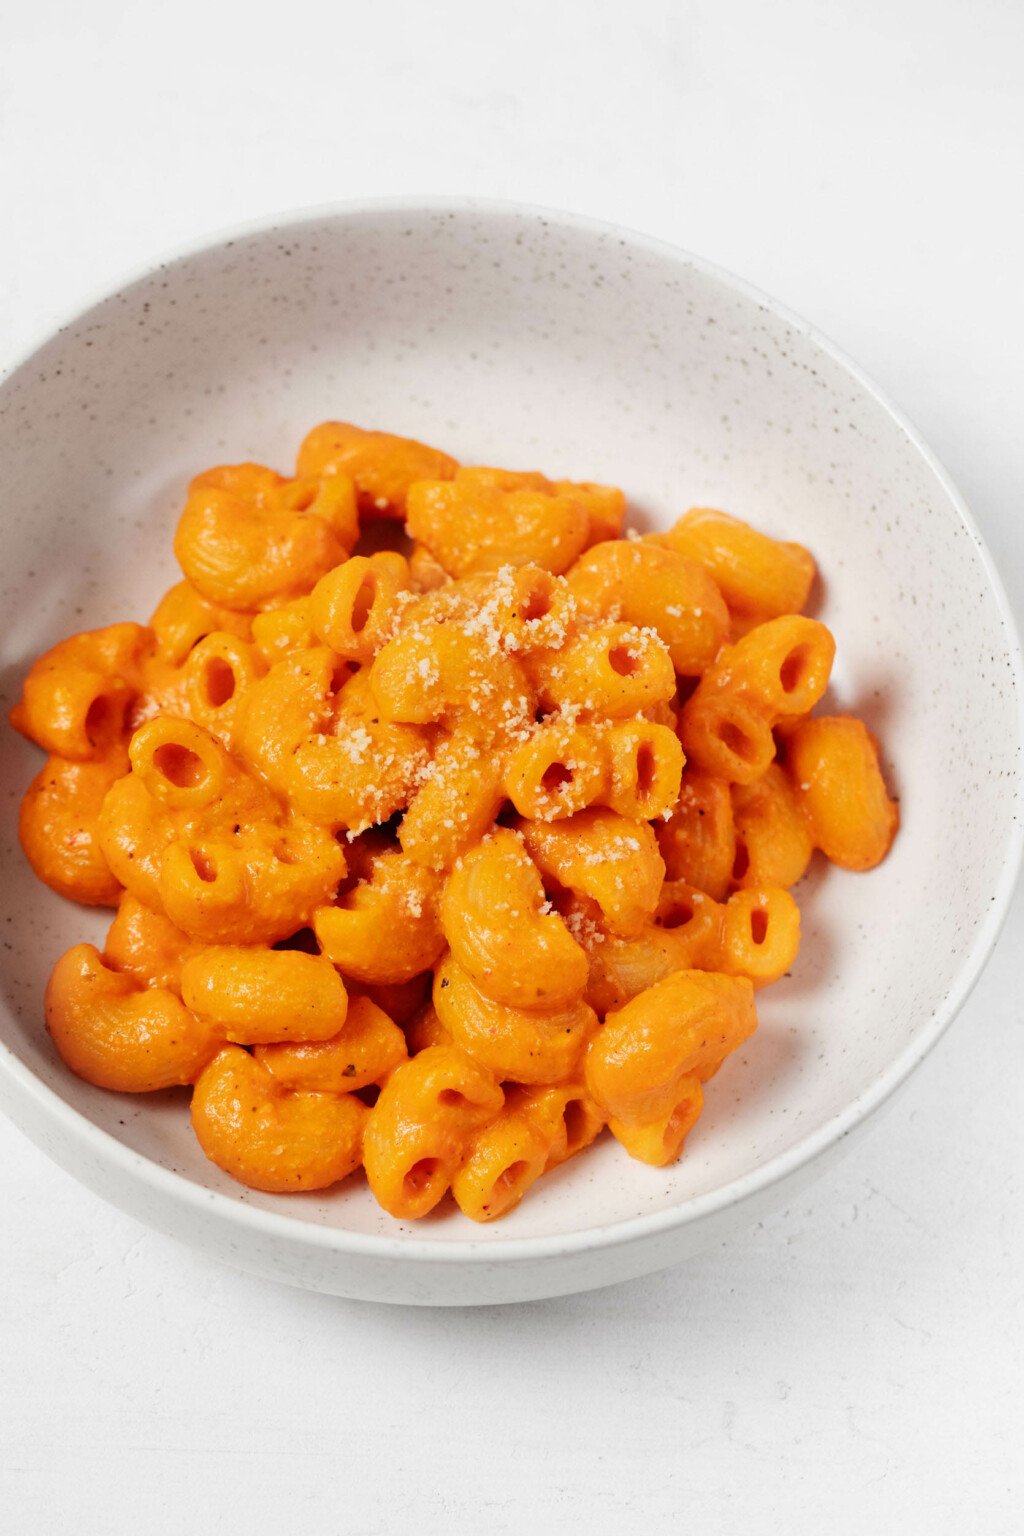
[1,195,1022,1268]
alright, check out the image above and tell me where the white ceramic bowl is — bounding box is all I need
[1,199,1021,1305]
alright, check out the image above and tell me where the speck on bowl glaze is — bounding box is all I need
[0,199,1021,1305]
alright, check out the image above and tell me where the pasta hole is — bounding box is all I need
[494,1160,531,1197]
[154,743,206,788]
[659,897,694,930]
[562,1099,588,1153]
[350,576,377,634]
[750,908,769,945]
[732,838,750,881]
[203,657,236,708]
[84,693,117,745]
[437,1088,468,1109]
[608,644,639,677]
[273,840,297,866]
[780,646,812,694]
[189,847,217,883]
[717,720,758,763]
[541,762,573,793]
[635,741,656,797]
[404,1158,441,1195]
[520,587,551,622]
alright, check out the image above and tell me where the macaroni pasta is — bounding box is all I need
[13,418,898,1220]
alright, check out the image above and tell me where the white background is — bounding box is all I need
[1,2,1022,1531]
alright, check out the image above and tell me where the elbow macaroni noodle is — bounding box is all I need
[12,419,898,1220]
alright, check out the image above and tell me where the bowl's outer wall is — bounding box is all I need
[0,1049,896,1303]
[0,204,1020,1300]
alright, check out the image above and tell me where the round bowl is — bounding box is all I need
[1,199,1021,1305]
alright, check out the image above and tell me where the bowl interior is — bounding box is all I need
[0,204,1019,1245]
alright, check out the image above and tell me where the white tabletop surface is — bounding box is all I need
[2,2,1022,1531]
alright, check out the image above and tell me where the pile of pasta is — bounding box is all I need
[12,421,898,1222]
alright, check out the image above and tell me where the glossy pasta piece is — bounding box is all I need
[519,810,665,939]
[730,763,814,889]
[433,953,595,1085]
[440,829,588,1009]
[582,915,718,1016]
[399,727,508,869]
[718,886,801,987]
[566,539,729,674]
[678,614,833,787]
[725,615,835,721]
[676,686,776,785]
[529,622,676,718]
[19,750,128,906]
[369,621,533,726]
[173,470,352,611]
[291,729,432,835]
[254,995,407,1093]
[149,581,254,666]
[250,597,319,661]
[45,943,221,1092]
[656,769,736,899]
[184,633,267,750]
[103,894,197,993]
[235,649,431,832]
[406,468,591,577]
[310,552,412,663]
[101,717,347,945]
[576,879,723,1014]
[504,720,608,821]
[608,1074,704,1166]
[400,563,580,658]
[180,946,349,1044]
[660,508,815,624]
[579,874,797,1012]
[128,715,233,812]
[451,1108,550,1221]
[314,852,445,983]
[233,647,344,779]
[11,622,152,760]
[296,420,458,519]
[127,644,192,731]
[191,463,360,554]
[505,1082,605,1170]
[786,715,899,870]
[162,817,346,949]
[601,720,684,821]
[585,970,757,1165]
[97,770,178,911]
[284,473,361,551]
[189,462,285,499]
[655,878,799,990]
[191,1045,367,1193]
[362,1045,503,1218]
